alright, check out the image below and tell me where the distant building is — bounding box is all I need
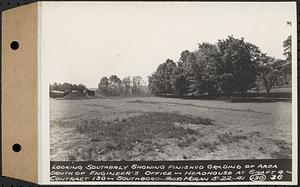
[50,90,66,98]
[84,89,96,96]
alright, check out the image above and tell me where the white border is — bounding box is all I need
[291,2,298,183]
[39,1,51,184]
[38,1,298,185]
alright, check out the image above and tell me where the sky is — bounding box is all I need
[41,2,296,88]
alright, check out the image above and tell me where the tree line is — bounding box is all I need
[148,35,292,97]
[98,75,149,96]
[50,82,87,92]
[49,75,150,97]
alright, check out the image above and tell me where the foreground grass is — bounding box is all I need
[56,112,214,161]
[50,97,292,161]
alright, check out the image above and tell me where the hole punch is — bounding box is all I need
[10,41,19,50]
[12,143,21,152]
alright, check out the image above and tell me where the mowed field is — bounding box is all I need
[50,96,292,161]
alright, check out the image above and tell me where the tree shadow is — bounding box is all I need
[228,98,291,103]
[160,92,292,103]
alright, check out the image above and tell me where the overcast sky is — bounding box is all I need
[41,2,296,88]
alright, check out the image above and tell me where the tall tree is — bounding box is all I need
[178,50,191,66]
[157,59,176,95]
[148,59,177,95]
[257,56,290,96]
[122,76,132,96]
[194,42,219,95]
[109,75,122,96]
[148,73,164,96]
[98,76,110,96]
[215,36,258,96]
[257,41,291,96]
[256,36,292,96]
[181,52,200,94]
[283,35,291,61]
[132,76,142,95]
[170,66,189,96]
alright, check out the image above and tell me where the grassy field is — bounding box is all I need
[50,96,292,161]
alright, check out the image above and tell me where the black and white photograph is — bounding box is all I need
[46,2,296,163]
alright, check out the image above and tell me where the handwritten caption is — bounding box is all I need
[50,159,292,182]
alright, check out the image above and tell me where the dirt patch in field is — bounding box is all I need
[56,112,215,161]
[217,132,248,144]
[270,139,292,159]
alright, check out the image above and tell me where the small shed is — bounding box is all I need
[84,89,96,96]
